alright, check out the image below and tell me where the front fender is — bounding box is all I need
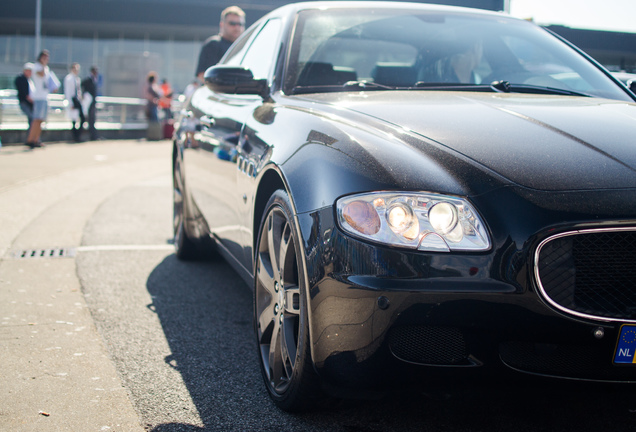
[269,107,477,215]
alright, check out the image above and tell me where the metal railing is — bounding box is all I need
[0,89,150,131]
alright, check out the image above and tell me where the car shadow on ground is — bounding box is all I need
[145,254,636,432]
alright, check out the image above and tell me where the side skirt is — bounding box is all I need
[211,234,254,289]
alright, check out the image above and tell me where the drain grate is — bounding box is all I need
[8,244,174,259]
[12,247,77,259]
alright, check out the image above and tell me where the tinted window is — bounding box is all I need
[223,23,260,66]
[285,8,631,101]
[240,19,283,80]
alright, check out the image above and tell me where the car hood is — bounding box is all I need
[308,92,636,191]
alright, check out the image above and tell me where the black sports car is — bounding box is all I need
[173,1,636,411]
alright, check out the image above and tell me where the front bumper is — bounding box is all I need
[297,207,636,389]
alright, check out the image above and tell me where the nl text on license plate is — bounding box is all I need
[614,325,636,364]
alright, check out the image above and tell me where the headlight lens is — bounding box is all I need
[336,192,490,252]
[341,200,380,235]
[386,202,419,240]
[428,202,457,234]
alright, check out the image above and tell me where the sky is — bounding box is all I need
[508,0,636,33]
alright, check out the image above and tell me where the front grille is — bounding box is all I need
[388,325,469,366]
[536,229,636,321]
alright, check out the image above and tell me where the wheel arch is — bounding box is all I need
[253,168,324,371]
[253,168,287,263]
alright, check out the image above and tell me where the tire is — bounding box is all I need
[172,153,199,260]
[254,190,322,411]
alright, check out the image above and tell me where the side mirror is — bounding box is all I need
[628,80,636,94]
[204,65,269,99]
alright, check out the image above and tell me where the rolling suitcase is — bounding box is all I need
[163,120,175,139]
[147,122,162,141]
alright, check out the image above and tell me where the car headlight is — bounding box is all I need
[336,192,490,252]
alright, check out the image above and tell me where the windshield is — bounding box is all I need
[285,8,631,101]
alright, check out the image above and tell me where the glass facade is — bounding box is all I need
[0,0,510,96]
[0,33,200,96]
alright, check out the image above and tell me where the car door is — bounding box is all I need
[230,18,284,271]
[185,18,283,273]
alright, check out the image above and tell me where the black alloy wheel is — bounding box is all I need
[254,190,321,411]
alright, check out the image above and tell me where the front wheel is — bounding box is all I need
[254,190,322,411]
[173,153,199,260]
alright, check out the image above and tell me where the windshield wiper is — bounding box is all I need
[291,80,395,95]
[411,80,593,97]
[413,82,496,92]
[490,80,592,97]
[342,80,396,90]
[293,80,593,97]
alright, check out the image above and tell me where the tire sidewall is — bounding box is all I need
[172,150,198,260]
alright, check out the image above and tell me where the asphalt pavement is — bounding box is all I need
[2,140,636,432]
[0,140,170,431]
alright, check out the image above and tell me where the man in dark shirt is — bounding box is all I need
[81,66,99,140]
[15,62,34,137]
[195,6,245,82]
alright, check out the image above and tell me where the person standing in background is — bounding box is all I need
[95,70,104,96]
[27,50,59,149]
[159,78,173,120]
[145,71,163,140]
[195,6,245,82]
[81,66,99,140]
[145,72,161,123]
[15,62,35,142]
[64,63,85,142]
[159,78,174,139]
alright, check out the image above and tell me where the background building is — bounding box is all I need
[0,0,634,97]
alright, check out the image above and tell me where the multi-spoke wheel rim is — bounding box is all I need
[256,206,301,395]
